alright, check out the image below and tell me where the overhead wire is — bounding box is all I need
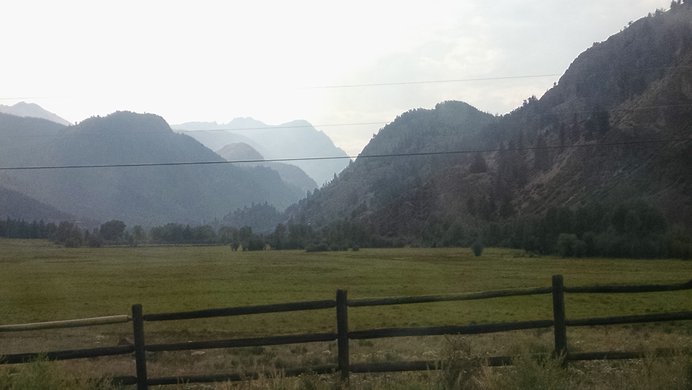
[1,63,691,139]
[2,101,692,140]
[0,71,565,103]
[1,67,690,169]
[173,121,389,133]
[0,136,689,172]
[300,73,562,89]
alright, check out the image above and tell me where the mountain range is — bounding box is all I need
[1,5,690,243]
[173,118,350,186]
[0,112,306,226]
[216,142,317,195]
[286,4,692,244]
[0,102,71,126]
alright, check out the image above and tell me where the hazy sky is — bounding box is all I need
[1,0,671,155]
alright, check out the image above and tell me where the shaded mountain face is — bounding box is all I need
[505,5,692,220]
[0,102,71,126]
[0,111,304,226]
[217,142,264,161]
[0,112,65,165]
[286,101,500,241]
[287,5,692,243]
[217,142,317,194]
[175,118,350,185]
[0,185,74,222]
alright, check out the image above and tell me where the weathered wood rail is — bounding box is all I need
[1,275,691,389]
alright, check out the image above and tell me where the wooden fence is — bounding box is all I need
[1,275,691,389]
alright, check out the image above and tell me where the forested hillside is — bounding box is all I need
[285,4,692,257]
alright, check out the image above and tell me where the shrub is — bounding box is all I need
[471,240,484,256]
[305,242,329,252]
[596,352,692,390]
[0,358,116,390]
[438,337,485,390]
[557,233,586,257]
[482,353,572,390]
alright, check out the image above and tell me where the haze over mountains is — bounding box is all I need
[0,102,71,126]
[1,4,690,248]
[216,143,318,195]
[0,112,305,226]
[174,118,350,186]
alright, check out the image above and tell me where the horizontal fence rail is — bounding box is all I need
[146,333,338,352]
[348,286,553,307]
[566,311,692,326]
[142,299,336,321]
[1,275,691,389]
[564,280,692,294]
[350,356,517,374]
[349,320,555,339]
[0,345,134,364]
[0,315,130,332]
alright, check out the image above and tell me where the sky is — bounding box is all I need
[1,0,673,155]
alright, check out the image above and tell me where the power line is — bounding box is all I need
[174,121,389,133]
[0,73,565,102]
[1,66,690,100]
[176,102,692,132]
[4,102,692,141]
[301,73,562,89]
[1,137,688,172]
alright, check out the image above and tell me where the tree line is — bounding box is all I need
[2,200,690,258]
[479,201,691,259]
[0,216,374,252]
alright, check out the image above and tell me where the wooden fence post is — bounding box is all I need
[336,289,350,382]
[551,275,568,365]
[132,304,148,390]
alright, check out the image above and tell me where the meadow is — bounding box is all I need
[1,238,691,388]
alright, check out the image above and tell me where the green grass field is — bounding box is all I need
[2,238,692,388]
[1,238,691,332]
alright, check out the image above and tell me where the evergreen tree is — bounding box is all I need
[533,135,550,171]
[469,153,488,173]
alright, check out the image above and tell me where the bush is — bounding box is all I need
[557,233,586,257]
[438,337,485,390]
[0,358,116,390]
[482,353,572,390]
[305,242,329,252]
[471,241,484,256]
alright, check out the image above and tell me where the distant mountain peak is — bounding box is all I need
[176,117,351,185]
[281,119,312,127]
[71,111,173,135]
[0,101,70,126]
[227,117,267,129]
[217,142,264,161]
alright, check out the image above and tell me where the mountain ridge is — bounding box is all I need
[0,111,305,226]
[286,5,692,245]
[216,142,318,194]
[175,118,350,185]
[0,102,71,126]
